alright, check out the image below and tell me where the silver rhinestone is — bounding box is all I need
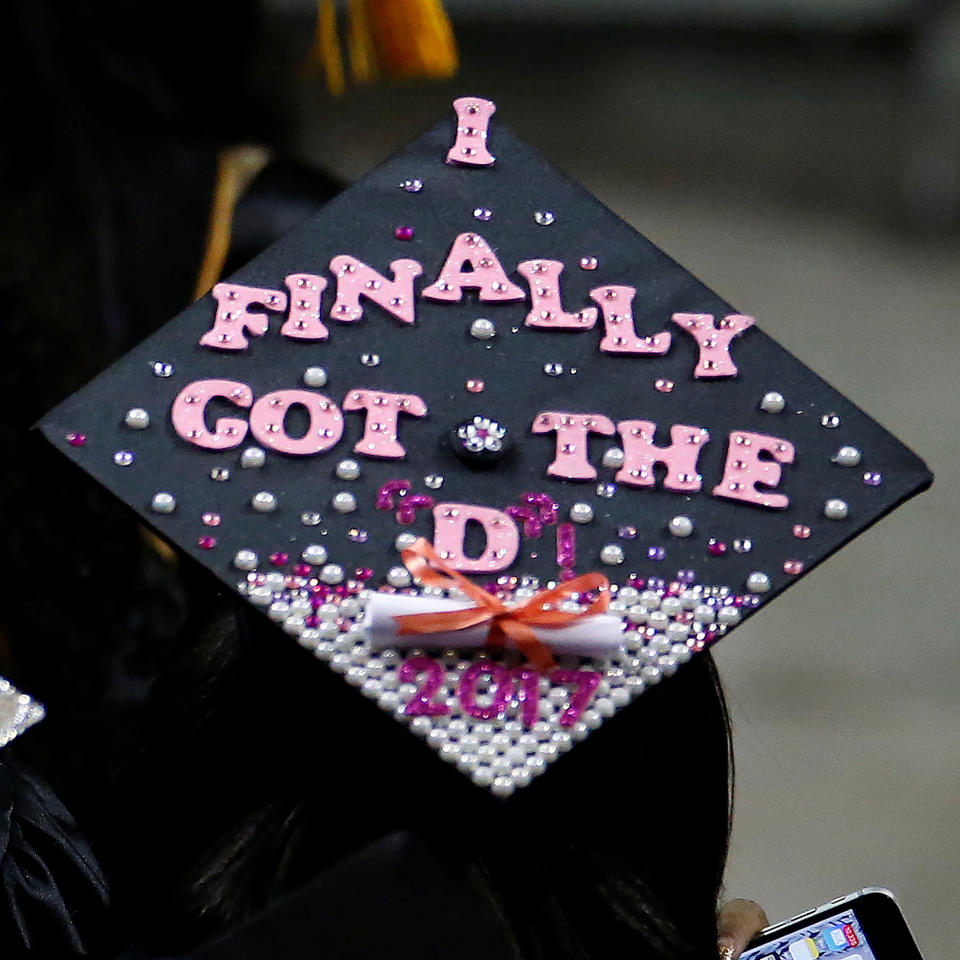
[300,511,323,526]
[395,532,418,551]
[424,474,444,490]
[602,447,625,469]
[233,549,258,571]
[210,467,231,482]
[833,445,861,467]
[473,207,492,221]
[534,210,555,225]
[600,543,625,565]
[824,498,849,520]
[332,491,357,513]
[820,412,841,428]
[668,515,694,538]
[596,482,617,498]
[760,391,785,413]
[251,491,277,512]
[113,450,134,466]
[302,544,328,565]
[746,571,772,593]
[543,362,564,376]
[400,178,423,193]
[470,317,496,340]
[387,566,412,588]
[303,366,328,388]
[732,538,753,553]
[360,353,381,367]
[335,459,361,481]
[150,491,176,514]
[240,447,266,469]
[124,407,150,429]
[151,361,174,377]
[569,502,594,524]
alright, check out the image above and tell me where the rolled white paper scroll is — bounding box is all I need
[362,592,625,657]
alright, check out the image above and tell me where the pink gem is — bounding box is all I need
[294,563,312,576]
[201,512,221,526]
[354,567,373,580]
[466,379,484,393]
[783,560,804,575]
[579,256,598,270]
[792,524,812,539]
[269,552,289,566]
[66,432,86,447]
[197,536,217,550]
[655,378,674,393]
[304,614,320,628]
[707,538,727,556]
[394,225,415,241]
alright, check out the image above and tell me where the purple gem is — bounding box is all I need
[647,577,666,591]
[677,569,696,584]
[647,546,666,561]
[197,536,217,550]
[618,524,638,540]
[863,471,882,486]
[347,528,369,543]
[66,432,87,447]
[707,538,727,556]
[394,225,415,241]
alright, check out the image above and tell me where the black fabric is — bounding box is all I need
[0,758,110,955]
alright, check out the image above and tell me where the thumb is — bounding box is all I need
[718,899,769,959]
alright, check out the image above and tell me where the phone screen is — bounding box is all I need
[740,908,877,960]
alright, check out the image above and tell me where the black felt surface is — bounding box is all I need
[39,113,932,618]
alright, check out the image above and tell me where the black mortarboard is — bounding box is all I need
[39,97,932,796]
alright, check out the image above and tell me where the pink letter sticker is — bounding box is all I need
[616,421,711,492]
[329,256,423,326]
[422,233,525,303]
[280,274,329,341]
[591,285,672,355]
[171,379,251,449]
[671,313,755,378]
[446,96,496,167]
[431,503,519,573]
[342,389,428,459]
[712,430,795,509]
[199,282,288,351]
[517,260,597,330]
[532,412,616,481]
[248,389,344,456]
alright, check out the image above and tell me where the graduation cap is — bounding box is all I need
[39,97,931,797]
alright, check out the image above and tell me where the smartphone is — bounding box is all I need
[739,887,924,960]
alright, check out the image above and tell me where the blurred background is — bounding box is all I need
[270,2,959,954]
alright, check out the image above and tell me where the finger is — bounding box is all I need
[717,899,770,959]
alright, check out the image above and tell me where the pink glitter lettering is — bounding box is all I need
[510,669,541,727]
[199,282,288,351]
[171,379,252,450]
[446,96,497,167]
[550,669,603,727]
[342,389,427,459]
[422,233,525,303]
[431,503,520,573]
[280,273,329,341]
[517,260,597,330]
[532,411,616,481]
[615,421,710,492]
[328,256,422,325]
[711,430,795,509]
[671,312,755,378]
[248,389,344,456]
[457,662,513,720]
[400,657,451,717]
[590,285,672,356]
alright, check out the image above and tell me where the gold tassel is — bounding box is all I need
[348,0,378,85]
[304,0,347,96]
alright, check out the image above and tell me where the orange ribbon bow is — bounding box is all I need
[395,538,610,672]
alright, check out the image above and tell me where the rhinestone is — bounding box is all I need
[424,474,444,490]
[732,538,753,553]
[783,560,804,575]
[201,512,221,526]
[654,378,674,393]
[465,379,484,393]
[863,471,882,486]
[394,225,415,241]
[596,483,617,498]
[400,178,423,192]
[820,412,841,428]
[360,353,381,367]
[300,511,323,526]
[578,256,598,270]
[470,318,496,340]
[150,492,176,513]
[151,361,174,377]
[210,467,231,481]
[113,450,134,466]
[832,445,861,466]
[347,527,369,543]
[251,491,277,512]
[533,210,555,225]
[472,207,492,221]
[792,524,811,539]
[543,362,564,376]
[647,546,666,561]
[303,366,328,388]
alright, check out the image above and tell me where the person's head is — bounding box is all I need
[112,587,733,959]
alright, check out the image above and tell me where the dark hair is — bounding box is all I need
[111,587,733,959]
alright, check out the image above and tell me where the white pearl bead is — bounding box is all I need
[717,606,741,626]
[660,597,683,616]
[150,491,176,513]
[301,543,327,564]
[332,491,357,513]
[233,548,258,571]
[602,447,625,469]
[640,665,662,685]
[124,407,150,429]
[694,603,715,623]
[824,498,849,520]
[251,491,277,513]
[470,317,496,340]
[320,563,344,584]
[472,766,495,787]
[395,532,418,552]
[759,391,785,413]
[387,566,412,587]
[335,459,361,480]
[746,571,771,593]
[668,514,694,538]
[303,366,328,387]
[240,446,266,468]
[600,543,624,565]
[570,502,594,523]
[268,601,289,621]
[833,446,861,467]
